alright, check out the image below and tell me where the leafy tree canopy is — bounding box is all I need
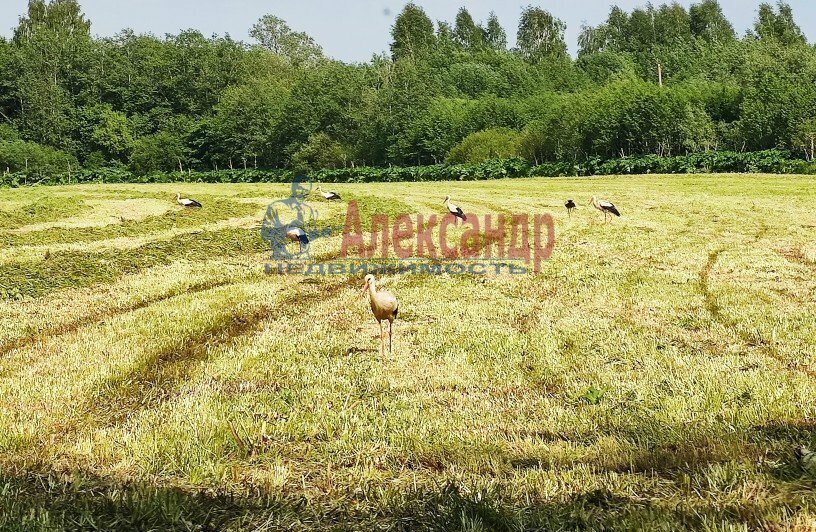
[2,0,815,174]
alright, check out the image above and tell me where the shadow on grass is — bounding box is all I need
[2,467,811,531]
[750,419,816,481]
[0,469,296,531]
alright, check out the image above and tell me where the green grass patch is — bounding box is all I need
[342,193,418,231]
[0,196,90,231]
[0,197,261,248]
[0,227,267,299]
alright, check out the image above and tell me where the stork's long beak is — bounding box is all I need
[360,282,368,296]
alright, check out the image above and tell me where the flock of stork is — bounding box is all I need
[174,188,622,357]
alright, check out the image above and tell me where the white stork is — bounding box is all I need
[176,193,202,208]
[565,199,576,218]
[316,186,341,201]
[443,196,467,222]
[286,226,310,253]
[589,196,620,223]
[361,274,399,357]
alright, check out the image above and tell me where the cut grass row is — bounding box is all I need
[1,197,261,249]
[0,227,268,299]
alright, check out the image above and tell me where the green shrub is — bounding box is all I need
[1,150,812,188]
[129,132,190,174]
[0,140,78,177]
[0,124,21,142]
[291,133,352,175]
[446,128,522,164]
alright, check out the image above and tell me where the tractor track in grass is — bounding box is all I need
[70,277,357,431]
[698,230,816,379]
[777,247,816,273]
[699,247,728,324]
[698,223,769,324]
[85,303,278,428]
[0,276,246,359]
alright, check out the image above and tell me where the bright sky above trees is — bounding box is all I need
[2,0,816,62]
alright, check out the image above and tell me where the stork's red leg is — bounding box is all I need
[379,321,384,357]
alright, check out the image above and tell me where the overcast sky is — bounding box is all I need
[2,1,816,62]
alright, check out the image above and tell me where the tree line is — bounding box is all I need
[2,0,816,178]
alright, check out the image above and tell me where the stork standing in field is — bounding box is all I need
[286,226,310,253]
[316,186,341,201]
[444,196,467,222]
[362,274,399,357]
[176,193,202,208]
[565,199,576,218]
[589,196,621,223]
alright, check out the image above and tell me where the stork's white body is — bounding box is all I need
[286,226,309,252]
[176,193,202,208]
[444,196,467,221]
[317,186,341,200]
[590,196,620,222]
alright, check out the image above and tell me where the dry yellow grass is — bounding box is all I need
[0,175,815,530]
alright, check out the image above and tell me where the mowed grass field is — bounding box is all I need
[1,175,815,530]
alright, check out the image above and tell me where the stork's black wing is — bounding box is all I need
[603,204,620,217]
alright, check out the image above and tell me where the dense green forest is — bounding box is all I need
[2,0,816,179]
